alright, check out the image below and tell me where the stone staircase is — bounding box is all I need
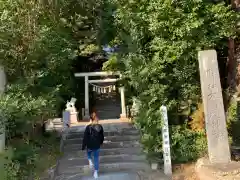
[53,121,169,180]
[45,118,63,132]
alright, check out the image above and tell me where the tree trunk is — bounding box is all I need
[236,39,240,94]
[227,0,239,96]
[228,38,236,92]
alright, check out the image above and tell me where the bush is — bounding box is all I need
[135,104,207,164]
[0,82,61,179]
[0,84,57,142]
[170,125,207,163]
[100,0,238,165]
[1,148,20,180]
[189,103,205,132]
[1,133,60,180]
[227,99,240,145]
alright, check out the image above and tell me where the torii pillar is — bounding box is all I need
[84,76,90,119]
[119,86,127,119]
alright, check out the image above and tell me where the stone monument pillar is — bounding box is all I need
[0,66,6,153]
[198,50,230,164]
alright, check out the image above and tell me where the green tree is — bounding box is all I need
[0,0,105,178]
[102,0,238,162]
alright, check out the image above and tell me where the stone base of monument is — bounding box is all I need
[83,115,90,121]
[195,158,240,180]
[151,163,158,170]
[120,114,128,120]
[69,112,78,125]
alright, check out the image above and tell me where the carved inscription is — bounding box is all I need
[206,69,220,100]
[198,50,230,164]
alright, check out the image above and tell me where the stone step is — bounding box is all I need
[96,109,121,113]
[63,147,143,158]
[58,154,147,169]
[97,102,121,104]
[68,122,133,130]
[100,117,123,119]
[45,121,63,126]
[65,135,140,145]
[65,124,135,135]
[55,170,169,180]
[96,102,120,105]
[96,106,120,109]
[64,141,141,152]
[68,124,135,130]
[49,122,63,126]
[97,114,121,117]
[96,107,121,110]
[66,129,139,139]
[97,108,120,111]
[45,124,63,128]
[45,126,63,131]
[97,113,121,116]
[97,106,121,108]
[97,116,121,120]
[97,112,121,116]
[57,162,150,176]
[56,171,168,180]
[96,102,121,105]
[51,118,62,123]
[96,98,119,101]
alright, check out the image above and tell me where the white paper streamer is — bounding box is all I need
[89,83,117,94]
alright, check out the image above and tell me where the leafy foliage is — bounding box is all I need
[189,103,205,131]
[0,0,105,178]
[227,99,240,145]
[101,0,238,162]
[0,0,239,178]
[1,134,60,180]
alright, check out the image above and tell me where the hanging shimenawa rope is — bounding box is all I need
[89,83,116,94]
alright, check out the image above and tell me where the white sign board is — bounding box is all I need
[160,105,172,176]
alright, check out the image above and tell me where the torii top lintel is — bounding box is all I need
[74,71,121,77]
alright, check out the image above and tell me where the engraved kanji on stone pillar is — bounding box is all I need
[198,50,231,164]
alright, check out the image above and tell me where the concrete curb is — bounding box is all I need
[52,127,70,180]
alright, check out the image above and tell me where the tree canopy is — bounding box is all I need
[0,0,106,178]
[0,0,239,178]
[102,0,239,161]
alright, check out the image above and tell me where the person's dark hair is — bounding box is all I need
[90,112,98,124]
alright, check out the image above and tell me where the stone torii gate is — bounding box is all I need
[74,71,126,119]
